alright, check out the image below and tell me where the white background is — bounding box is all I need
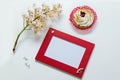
[0,0,120,80]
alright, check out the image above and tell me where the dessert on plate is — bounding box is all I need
[69,6,97,30]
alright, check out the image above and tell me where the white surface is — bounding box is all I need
[45,36,86,68]
[0,0,120,80]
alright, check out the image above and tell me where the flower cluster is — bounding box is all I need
[23,3,62,33]
[13,3,62,52]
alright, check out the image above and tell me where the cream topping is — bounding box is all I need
[73,9,94,27]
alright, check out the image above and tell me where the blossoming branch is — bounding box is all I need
[13,3,62,52]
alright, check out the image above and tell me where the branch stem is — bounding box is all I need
[13,24,29,52]
[12,15,41,53]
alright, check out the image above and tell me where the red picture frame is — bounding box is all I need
[35,28,95,78]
